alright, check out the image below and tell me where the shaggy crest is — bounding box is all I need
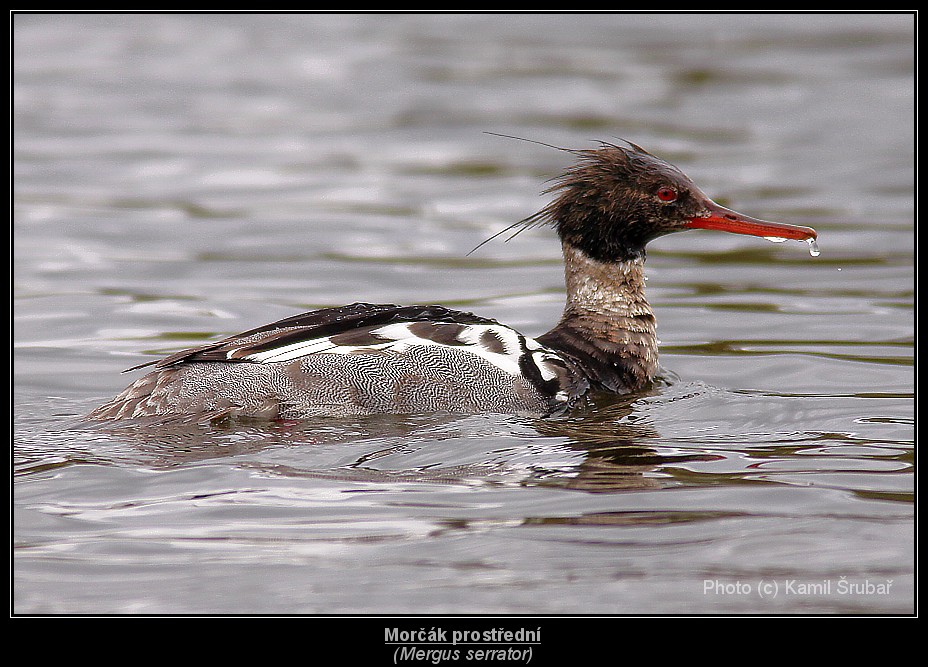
[472,138,702,262]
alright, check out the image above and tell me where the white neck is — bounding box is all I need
[561,243,652,325]
[538,243,658,393]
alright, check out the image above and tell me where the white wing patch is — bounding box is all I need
[242,321,543,379]
[237,319,574,404]
[365,322,525,376]
[242,337,390,363]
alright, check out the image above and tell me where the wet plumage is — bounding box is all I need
[87,141,816,421]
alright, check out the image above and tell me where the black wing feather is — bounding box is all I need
[125,303,500,372]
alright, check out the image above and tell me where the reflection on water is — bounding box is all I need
[13,13,913,614]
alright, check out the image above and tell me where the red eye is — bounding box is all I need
[657,187,678,202]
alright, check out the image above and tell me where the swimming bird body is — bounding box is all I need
[87,142,816,421]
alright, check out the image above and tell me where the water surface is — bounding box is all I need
[13,13,914,615]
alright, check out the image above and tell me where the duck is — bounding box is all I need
[86,140,817,421]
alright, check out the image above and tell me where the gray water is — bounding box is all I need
[13,13,914,615]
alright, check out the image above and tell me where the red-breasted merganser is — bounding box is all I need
[87,141,817,421]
